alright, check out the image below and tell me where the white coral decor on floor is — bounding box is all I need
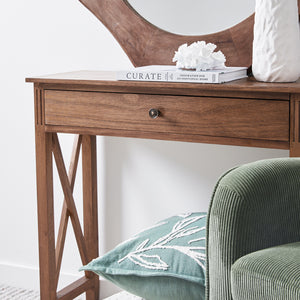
[252,0,300,82]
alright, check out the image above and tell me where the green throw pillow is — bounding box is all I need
[80,212,206,300]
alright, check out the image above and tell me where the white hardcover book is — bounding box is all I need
[117,65,248,84]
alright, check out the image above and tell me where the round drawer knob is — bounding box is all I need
[149,108,160,119]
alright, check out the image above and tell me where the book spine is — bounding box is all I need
[117,71,220,83]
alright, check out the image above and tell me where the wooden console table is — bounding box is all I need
[26,71,300,299]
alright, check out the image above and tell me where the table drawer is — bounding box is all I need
[44,90,289,142]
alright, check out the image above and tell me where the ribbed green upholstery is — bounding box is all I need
[205,158,300,300]
[231,241,300,299]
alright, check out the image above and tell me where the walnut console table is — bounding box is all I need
[26,71,300,299]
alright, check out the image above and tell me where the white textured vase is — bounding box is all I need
[252,0,300,82]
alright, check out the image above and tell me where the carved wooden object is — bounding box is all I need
[79,0,300,67]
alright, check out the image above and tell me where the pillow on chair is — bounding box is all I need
[80,212,206,300]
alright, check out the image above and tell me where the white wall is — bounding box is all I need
[0,0,288,299]
[128,0,255,35]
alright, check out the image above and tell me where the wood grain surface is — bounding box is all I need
[78,0,300,68]
[44,90,289,143]
[26,71,300,95]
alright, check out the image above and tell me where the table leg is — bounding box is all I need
[35,128,57,300]
[290,94,300,157]
[35,86,99,298]
[82,135,100,299]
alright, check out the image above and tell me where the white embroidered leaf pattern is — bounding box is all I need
[177,226,203,237]
[118,214,206,271]
[129,254,169,270]
[189,237,206,244]
[152,234,171,246]
[136,239,149,251]
[170,246,206,269]
[172,215,205,231]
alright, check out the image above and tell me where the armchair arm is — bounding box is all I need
[205,158,300,300]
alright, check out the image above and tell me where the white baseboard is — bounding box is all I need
[0,262,120,299]
[0,262,80,291]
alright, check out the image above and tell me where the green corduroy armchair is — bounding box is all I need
[205,158,300,300]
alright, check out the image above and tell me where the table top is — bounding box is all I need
[26,70,300,94]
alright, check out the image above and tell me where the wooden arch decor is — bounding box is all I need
[79,0,300,67]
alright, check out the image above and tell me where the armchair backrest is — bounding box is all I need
[205,158,300,300]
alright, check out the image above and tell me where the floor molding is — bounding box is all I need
[0,262,120,299]
[0,262,81,291]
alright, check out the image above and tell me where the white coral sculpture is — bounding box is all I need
[173,41,226,71]
[118,215,206,271]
